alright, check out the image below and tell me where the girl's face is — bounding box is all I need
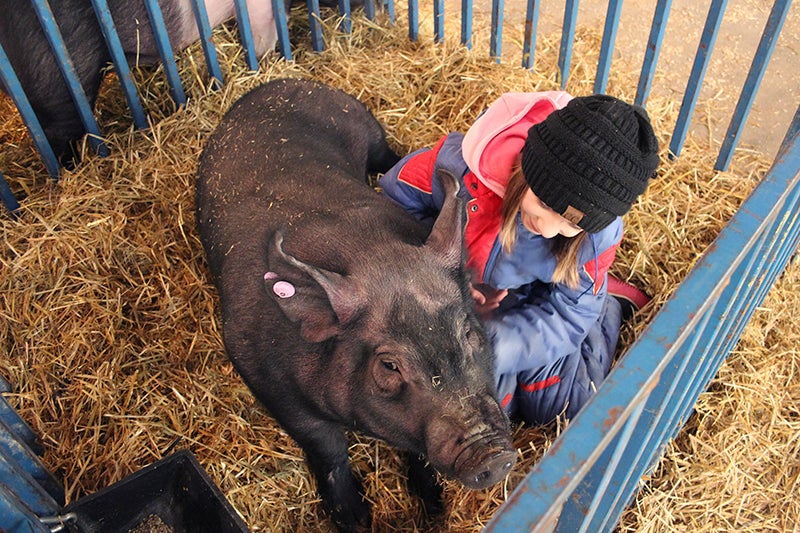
[519,188,584,239]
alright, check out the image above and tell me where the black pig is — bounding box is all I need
[195,78,516,531]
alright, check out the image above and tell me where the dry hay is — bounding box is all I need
[0,5,798,533]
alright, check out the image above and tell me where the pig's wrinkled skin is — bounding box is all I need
[0,0,281,164]
[195,78,516,531]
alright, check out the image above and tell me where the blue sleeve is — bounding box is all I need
[486,267,609,377]
[379,148,441,227]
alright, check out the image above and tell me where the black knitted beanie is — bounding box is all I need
[521,95,660,233]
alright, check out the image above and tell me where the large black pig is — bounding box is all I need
[195,78,516,531]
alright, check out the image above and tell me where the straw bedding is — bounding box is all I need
[1,6,798,532]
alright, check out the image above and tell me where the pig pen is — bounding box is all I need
[1,2,799,532]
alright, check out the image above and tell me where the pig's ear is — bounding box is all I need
[266,231,364,343]
[424,169,465,269]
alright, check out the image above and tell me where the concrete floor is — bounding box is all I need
[463,0,799,160]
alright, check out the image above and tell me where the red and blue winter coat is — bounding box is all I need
[379,92,625,421]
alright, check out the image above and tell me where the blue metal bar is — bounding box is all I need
[233,0,259,69]
[779,106,800,156]
[0,44,60,178]
[364,0,376,20]
[307,0,324,52]
[408,0,419,41]
[608,273,739,524]
[490,0,504,63]
[0,172,21,218]
[339,0,353,34]
[696,188,800,389]
[558,0,579,89]
[635,0,672,107]
[30,0,109,157]
[556,398,648,532]
[594,0,623,95]
[0,485,52,533]
[598,152,800,531]
[0,420,63,506]
[434,0,444,43]
[715,0,792,171]
[189,0,225,87]
[272,0,293,60]
[521,0,539,69]
[593,309,718,532]
[0,454,60,517]
[0,398,40,455]
[141,0,186,106]
[484,129,800,532]
[634,223,774,471]
[89,0,149,130]
[386,0,396,24]
[669,0,727,159]
[461,0,473,48]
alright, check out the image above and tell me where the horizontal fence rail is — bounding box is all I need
[1,1,799,532]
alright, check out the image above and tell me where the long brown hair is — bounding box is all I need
[499,166,587,289]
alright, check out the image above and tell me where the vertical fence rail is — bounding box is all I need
[557,0,579,88]
[461,0,473,48]
[490,0,504,62]
[635,0,672,107]
[669,0,728,158]
[89,0,149,130]
[29,0,109,158]
[593,0,623,95]
[142,0,187,105]
[715,0,792,170]
[0,42,60,179]
[521,0,539,69]
[190,0,226,86]
[233,0,259,69]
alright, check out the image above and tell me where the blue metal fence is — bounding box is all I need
[0,0,798,531]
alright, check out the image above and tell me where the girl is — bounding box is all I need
[379,91,660,425]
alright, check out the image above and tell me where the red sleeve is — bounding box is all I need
[582,241,619,295]
[396,135,448,194]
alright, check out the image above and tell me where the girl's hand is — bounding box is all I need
[470,283,508,318]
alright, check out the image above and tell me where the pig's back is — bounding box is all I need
[196,78,420,276]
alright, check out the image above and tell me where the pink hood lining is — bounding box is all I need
[461,91,573,198]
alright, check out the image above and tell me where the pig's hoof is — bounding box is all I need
[326,493,371,533]
[406,453,446,521]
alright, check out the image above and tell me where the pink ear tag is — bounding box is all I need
[272,281,296,298]
[264,271,279,281]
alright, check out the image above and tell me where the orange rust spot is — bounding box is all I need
[602,406,624,432]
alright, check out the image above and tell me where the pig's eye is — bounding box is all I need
[373,357,405,397]
[466,328,482,350]
[382,360,399,372]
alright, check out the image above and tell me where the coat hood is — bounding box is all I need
[461,91,573,197]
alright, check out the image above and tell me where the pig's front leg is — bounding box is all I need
[287,418,370,532]
[405,452,445,522]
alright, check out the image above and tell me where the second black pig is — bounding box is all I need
[0,0,352,165]
[0,0,279,164]
[195,78,516,531]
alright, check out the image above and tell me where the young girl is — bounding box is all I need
[379,91,660,425]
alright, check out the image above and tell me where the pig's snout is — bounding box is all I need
[453,434,516,489]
